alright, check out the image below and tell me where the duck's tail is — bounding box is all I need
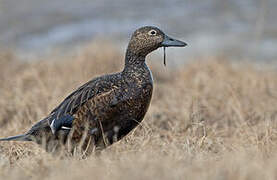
[0,134,32,141]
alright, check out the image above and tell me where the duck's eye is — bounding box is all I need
[148,30,157,36]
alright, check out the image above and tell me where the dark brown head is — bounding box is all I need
[126,26,187,58]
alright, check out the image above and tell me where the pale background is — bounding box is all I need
[0,0,276,61]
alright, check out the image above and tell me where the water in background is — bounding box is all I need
[0,0,277,62]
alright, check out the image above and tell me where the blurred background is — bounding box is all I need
[0,0,276,62]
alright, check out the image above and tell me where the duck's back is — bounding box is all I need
[70,66,153,149]
[38,64,152,150]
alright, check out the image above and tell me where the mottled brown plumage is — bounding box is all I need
[0,26,187,154]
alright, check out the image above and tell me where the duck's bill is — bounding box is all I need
[161,35,187,47]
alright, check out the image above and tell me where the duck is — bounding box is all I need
[0,26,187,154]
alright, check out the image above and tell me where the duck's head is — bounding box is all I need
[127,26,187,58]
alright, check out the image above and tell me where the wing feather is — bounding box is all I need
[48,74,121,133]
[71,88,121,139]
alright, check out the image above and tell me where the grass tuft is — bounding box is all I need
[0,44,277,179]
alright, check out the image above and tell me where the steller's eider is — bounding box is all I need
[0,26,187,154]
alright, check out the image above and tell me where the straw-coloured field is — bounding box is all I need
[0,43,277,179]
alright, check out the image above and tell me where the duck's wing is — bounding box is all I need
[70,87,123,140]
[49,75,121,134]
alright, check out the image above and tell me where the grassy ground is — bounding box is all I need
[0,43,277,180]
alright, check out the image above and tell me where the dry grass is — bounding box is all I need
[0,43,277,180]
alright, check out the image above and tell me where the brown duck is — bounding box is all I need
[0,26,187,153]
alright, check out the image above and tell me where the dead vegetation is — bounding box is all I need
[0,43,277,179]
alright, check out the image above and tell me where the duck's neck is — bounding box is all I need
[122,49,153,83]
[123,50,147,72]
